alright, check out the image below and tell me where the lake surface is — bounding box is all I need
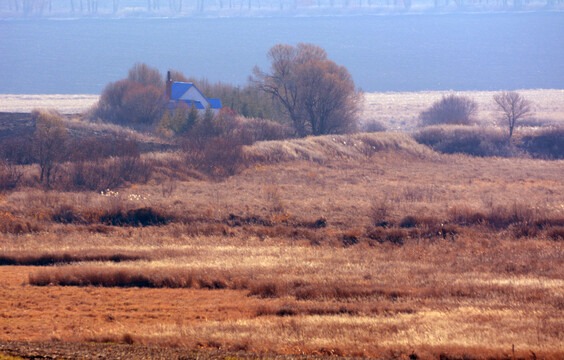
[1,12,563,94]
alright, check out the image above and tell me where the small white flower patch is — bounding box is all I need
[101,189,119,198]
[128,194,148,201]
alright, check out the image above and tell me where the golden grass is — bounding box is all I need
[242,132,438,164]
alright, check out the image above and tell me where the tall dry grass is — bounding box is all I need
[1,126,563,359]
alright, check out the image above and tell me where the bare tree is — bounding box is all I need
[32,109,67,186]
[127,63,164,89]
[493,91,533,140]
[419,94,478,126]
[121,85,166,125]
[253,43,359,137]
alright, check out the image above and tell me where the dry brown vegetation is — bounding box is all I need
[0,90,563,359]
[1,130,563,359]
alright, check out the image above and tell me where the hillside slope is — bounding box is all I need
[243,132,438,163]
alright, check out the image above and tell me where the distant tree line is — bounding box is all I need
[4,0,558,16]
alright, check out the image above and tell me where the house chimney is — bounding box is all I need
[166,70,172,101]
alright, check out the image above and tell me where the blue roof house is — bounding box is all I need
[165,71,221,113]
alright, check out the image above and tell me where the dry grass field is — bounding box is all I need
[0,90,563,359]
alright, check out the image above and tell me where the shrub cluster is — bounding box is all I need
[414,125,564,159]
[0,136,34,165]
[67,156,153,191]
[521,126,564,159]
[447,203,564,230]
[0,112,155,191]
[172,108,292,177]
[0,162,22,192]
[51,205,173,227]
[413,125,515,157]
[0,211,40,234]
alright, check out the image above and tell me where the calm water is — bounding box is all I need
[1,12,563,94]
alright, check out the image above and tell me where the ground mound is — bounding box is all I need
[243,132,438,163]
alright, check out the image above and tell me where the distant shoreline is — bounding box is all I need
[1,4,562,20]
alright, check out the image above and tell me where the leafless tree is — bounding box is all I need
[121,85,166,125]
[127,63,164,89]
[32,109,67,186]
[253,43,359,137]
[493,91,533,140]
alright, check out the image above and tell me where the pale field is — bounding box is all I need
[0,94,99,114]
[362,89,564,130]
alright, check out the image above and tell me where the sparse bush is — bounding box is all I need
[448,203,548,230]
[419,94,478,126]
[341,229,361,247]
[0,162,22,192]
[66,155,153,191]
[399,215,419,228]
[0,136,34,165]
[64,136,150,191]
[52,204,85,224]
[239,118,293,142]
[521,126,564,159]
[264,185,286,215]
[0,211,39,234]
[184,133,249,177]
[413,125,515,157]
[548,227,564,241]
[181,108,255,177]
[370,198,393,227]
[361,120,387,133]
[67,135,140,162]
[366,228,407,245]
[100,207,172,227]
[447,205,486,226]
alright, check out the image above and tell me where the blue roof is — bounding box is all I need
[168,81,222,110]
[170,82,194,101]
[207,98,222,110]
[181,100,205,109]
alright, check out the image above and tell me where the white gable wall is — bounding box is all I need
[179,86,210,108]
